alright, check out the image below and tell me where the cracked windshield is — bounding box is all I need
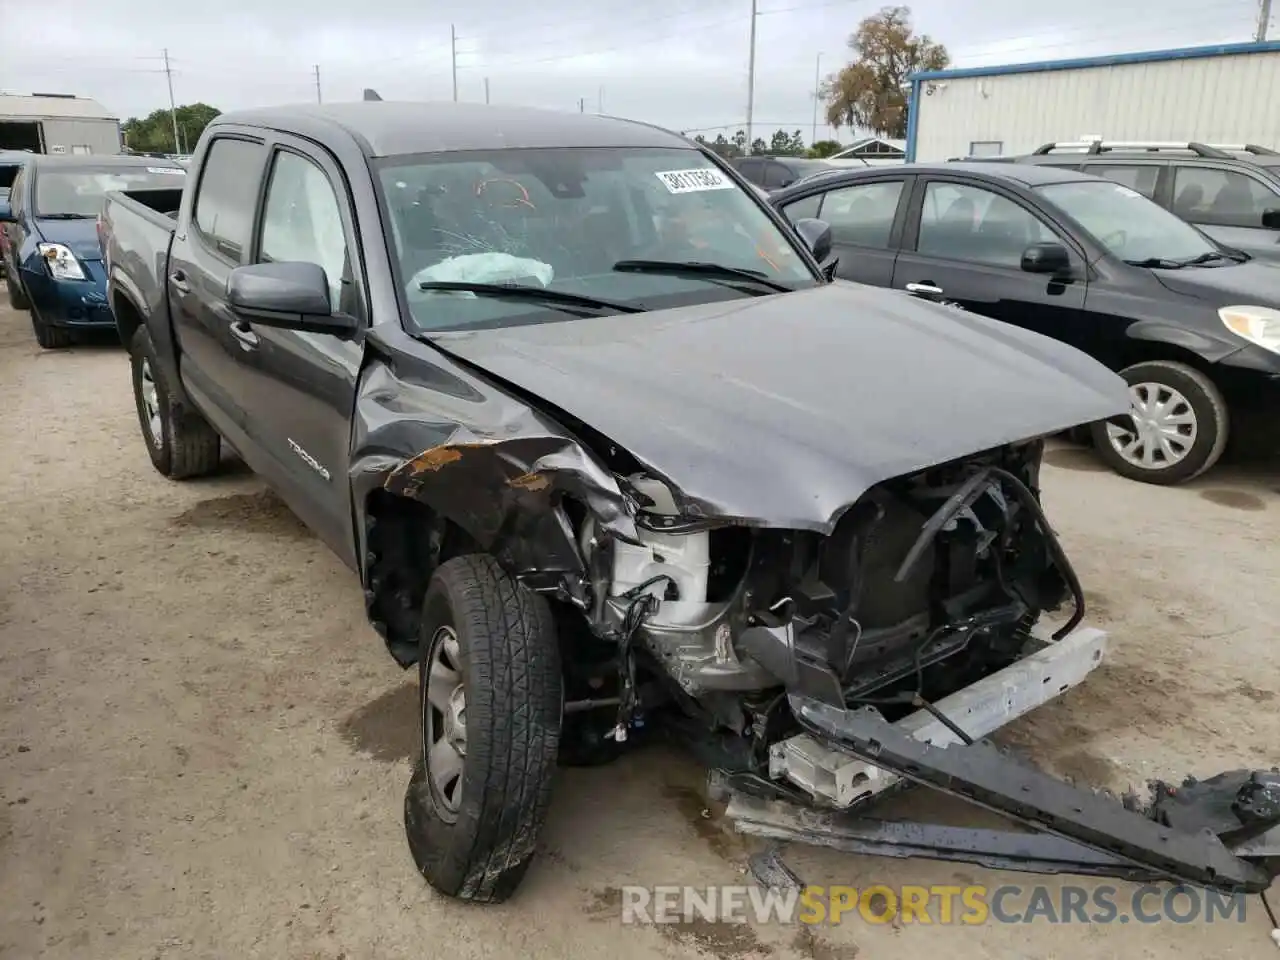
[379,147,817,331]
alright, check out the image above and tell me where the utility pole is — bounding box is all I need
[451,25,458,101]
[579,98,585,113]
[484,77,490,104]
[597,85,604,114]
[313,64,322,103]
[1259,0,1273,40]
[162,48,182,155]
[746,0,758,154]
[811,52,822,146]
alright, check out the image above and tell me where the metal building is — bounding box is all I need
[906,40,1280,162]
[0,93,122,155]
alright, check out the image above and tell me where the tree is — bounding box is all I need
[750,137,767,155]
[707,133,738,158]
[789,130,805,155]
[822,6,948,138]
[807,139,844,158]
[769,129,793,155]
[693,134,708,145]
[122,103,221,154]
[732,129,748,153]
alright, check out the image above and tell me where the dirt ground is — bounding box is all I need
[1,300,1278,960]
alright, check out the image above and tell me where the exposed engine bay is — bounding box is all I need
[560,438,1079,778]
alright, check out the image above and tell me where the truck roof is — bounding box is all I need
[215,101,693,159]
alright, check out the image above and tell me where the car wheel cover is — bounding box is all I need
[1104,380,1198,470]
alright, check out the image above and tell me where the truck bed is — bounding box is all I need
[108,187,183,224]
[100,188,181,347]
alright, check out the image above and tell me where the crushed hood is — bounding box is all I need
[428,281,1128,532]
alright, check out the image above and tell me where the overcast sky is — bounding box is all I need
[1,0,1265,143]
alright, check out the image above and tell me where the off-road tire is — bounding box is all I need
[129,326,221,478]
[404,554,562,903]
[6,272,30,311]
[1090,360,1229,485]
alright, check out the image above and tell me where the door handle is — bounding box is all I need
[169,270,189,294]
[905,282,944,296]
[229,319,260,351]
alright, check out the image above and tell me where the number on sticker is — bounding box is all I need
[654,168,734,194]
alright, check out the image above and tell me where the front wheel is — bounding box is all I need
[404,554,562,903]
[1090,360,1228,484]
[31,311,73,349]
[6,272,30,311]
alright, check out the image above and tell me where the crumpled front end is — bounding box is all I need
[575,438,1080,716]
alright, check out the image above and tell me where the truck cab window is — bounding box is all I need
[192,137,267,261]
[258,151,349,311]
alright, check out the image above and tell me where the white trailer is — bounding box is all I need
[906,40,1280,162]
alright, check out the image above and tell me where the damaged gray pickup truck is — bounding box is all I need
[100,102,1280,905]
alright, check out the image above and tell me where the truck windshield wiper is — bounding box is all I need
[1123,257,1185,269]
[416,281,645,315]
[1178,250,1243,265]
[37,212,96,220]
[612,259,794,293]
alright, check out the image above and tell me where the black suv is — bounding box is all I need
[769,162,1280,484]
[972,141,1280,262]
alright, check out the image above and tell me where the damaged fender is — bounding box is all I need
[350,360,638,614]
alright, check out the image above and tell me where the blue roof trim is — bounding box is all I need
[909,40,1280,82]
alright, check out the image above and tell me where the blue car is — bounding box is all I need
[1,154,186,348]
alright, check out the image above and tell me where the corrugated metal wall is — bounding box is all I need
[912,51,1280,161]
[36,119,122,155]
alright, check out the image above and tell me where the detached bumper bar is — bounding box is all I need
[776,695,1278,892]
[724,622,1280,894]
[769,625,1107,808]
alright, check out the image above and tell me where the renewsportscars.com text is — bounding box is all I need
[620,883,1250,926]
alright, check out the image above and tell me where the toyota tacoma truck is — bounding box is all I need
[99,102,1280,905]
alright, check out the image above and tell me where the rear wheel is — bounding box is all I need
[1090,360,1228,484]
[404,554,562,903]
[129,326,221,478]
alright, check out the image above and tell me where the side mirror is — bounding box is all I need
[793,217,833,263]
[778,177,797,188]
[1262,209,1280,230]
[1021,241,1072,276]
[0,201,13,223]
[226,261,357,336]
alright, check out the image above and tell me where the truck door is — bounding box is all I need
[218,136,364,567]
[167,134,269,450]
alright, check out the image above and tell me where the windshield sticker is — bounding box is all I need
[146,166,186,175]
[654,168,734,194]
